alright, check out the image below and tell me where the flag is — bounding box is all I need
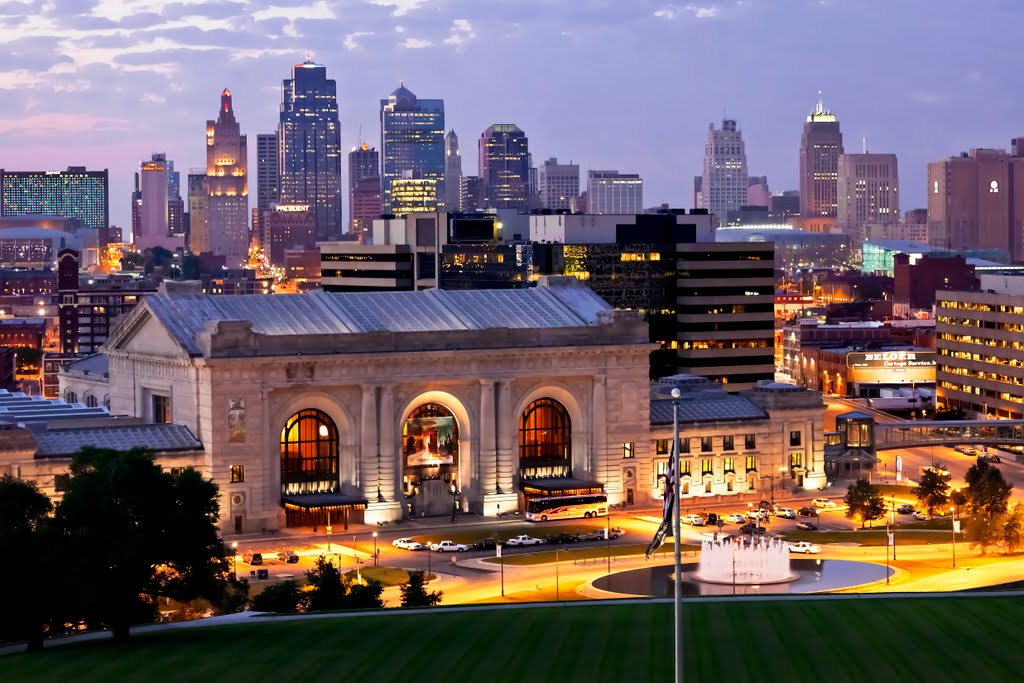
[646,440,676,559]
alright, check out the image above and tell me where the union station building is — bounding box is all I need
[7,276,826,535]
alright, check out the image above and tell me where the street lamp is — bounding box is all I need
[372,531,378,567]
[450,482,460,524]
[952,487,961,568]
[779,465,788,495]
[231,541,238,580]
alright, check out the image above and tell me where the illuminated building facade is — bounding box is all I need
[0,167,108,243]
[537,157,579,212]
[799,94,843,220]
[390,173,438,217]
[135,155,184,252]
[199,88,249,266]
[444,130,462,213]
[187,171,208,253]
[256,133,279,211]
[478,124,530,211]
[279,59,343,241]
[380,84,445,214]
[586,170,643,214]
[348,144,380,240]
[837,153,899,242]
[264,204,316,265]
[698,119,749,220]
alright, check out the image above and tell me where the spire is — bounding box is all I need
[220,87,232,114]
[807,91,837,123]
[814,90,825,116]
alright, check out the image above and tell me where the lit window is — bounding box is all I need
[230,465,245,483]
[622,443,635,459]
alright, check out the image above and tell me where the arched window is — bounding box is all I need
[102,395,110,410]
[280,409,339,495]
[403,403,459,494]
[84,394,97,408]
[64,390,77,404]
[519,398,572,480]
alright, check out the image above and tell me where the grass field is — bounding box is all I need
[6,596,1023,682]
[780,529,955,545]
[480,543,700,566]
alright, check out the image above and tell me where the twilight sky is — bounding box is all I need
[0,0,1021,230]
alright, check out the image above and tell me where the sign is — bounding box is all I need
[895,456,903,474]
[954,520,961,534]
[325,525,332,535]
[848,350,936,369]
[888,533,894,547]
[496,544,502,558]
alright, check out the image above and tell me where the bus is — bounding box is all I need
[525,494,608,522]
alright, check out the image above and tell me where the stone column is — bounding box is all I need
[496,380,515,495]
[478,379,497,497]
[378,384,397,503]
[592,375,607,482]
[359,384,377,502]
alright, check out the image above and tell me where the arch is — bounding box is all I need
[396,390,473,515]
[272,392,358,496]
[64,389,77,404]
[512,382,587,482]
[280,409,339,496]
[519,397,572,480]
[84,393,97,408]
[102,395,110,410]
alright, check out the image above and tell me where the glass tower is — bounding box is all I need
[478,124,530,211]
[278,59,342,240]
[380,83,445,214]
[0,167,109,235]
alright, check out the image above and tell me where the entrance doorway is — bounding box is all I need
[234,515,242,534]
[626,488,634,506]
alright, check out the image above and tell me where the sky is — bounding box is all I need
[0,0,1021,230]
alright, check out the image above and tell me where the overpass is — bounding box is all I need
[874,420,1024,451]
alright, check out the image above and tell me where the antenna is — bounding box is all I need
[358,123,363,147]
[863,137,867,154]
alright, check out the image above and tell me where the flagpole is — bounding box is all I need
[671,387,683,683]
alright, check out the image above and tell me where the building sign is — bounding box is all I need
[847,350,936,369]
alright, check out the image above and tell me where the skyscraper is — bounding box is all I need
[0,166,109,239]
[380,83,445,214]
[134,154,183,252]
[587,170,643,214]
[444,130,462,212]
[799,93,844,221]
[699,119,749,221]
[478,124,529,211]
[837,153,899,240]
[537,158,579,211]
[348,144,380,241]
[279,59,343,240]
[187,170,208,254]
[193,89,249,265]
[256,133,279,211]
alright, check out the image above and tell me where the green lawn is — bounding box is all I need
[341,567,435,587]
[6,596,1023,682]
[780,529,957,545]
[481,543,700,566]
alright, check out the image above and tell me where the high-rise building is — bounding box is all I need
[195,88,249,266]
[537,158,580,211]
[263,204,316,265]
[0,167,109,240]
[279,59,342,241]
[837,153,899,242]
[462,176,485,212]
[699,119,749,221]
[478,124,529,211]
[799,94,843,220]
[187,170,208,254]
[587,170,643,214]
[348,143,380,240]
[135,154,183,252]
[927,144,1024,261]
[380,83,445,214]
[256,133,279,211]
[746,176,770,207]
[444,130,462,213]
[390,172,438,217]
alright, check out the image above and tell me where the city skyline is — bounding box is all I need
[0,1,1020,230]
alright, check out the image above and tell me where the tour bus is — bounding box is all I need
[525,493,608,522]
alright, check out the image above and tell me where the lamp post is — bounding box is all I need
[671,387,683,683]
[231,541,238,580]
[778,466,788,495]
[450,483,459,524]
[606,512,612,575]
[952,487,960,568]
[372,531,378,567]
[890,498,897,561]
[325,510,332,552]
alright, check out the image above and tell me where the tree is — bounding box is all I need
[844,479,887,529]
[54,447,229,640]
[963,458,1013,555]
[0,476,56,650]
[1002,503,1024,555]
[305,556,346,612]
[251,581,303,613]
[913,468,950,515]
[346,579,384,609]
[400,571,443,608]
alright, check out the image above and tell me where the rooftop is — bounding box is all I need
[33,424,202,459]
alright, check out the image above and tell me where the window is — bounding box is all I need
[280,409,339,496]
[230,465,245,483]
[745,434,756,450]
[84,394,97,408]
[724,457,735,473]
[722,435,734,451]
[680,460,691,477]
[789,430,802,447]
[519,398,571,480]
[169,467,187,477]
[153,394,170,424]
[622,442,635,459]
[745,455,757,472]
[790,452,803,469]
[701,459,713,475]
[54,474,70,493]
[679,438,690,454]
[64,390,77,404]
[656,439,669,455]
[700,436,713,453]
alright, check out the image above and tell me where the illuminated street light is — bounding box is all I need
[372,531,378,567]
[231,541,238,580]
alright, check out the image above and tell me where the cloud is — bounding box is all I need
[443,19,475,47]
[369,0,427,17]
[654,4,721,20]
[344,31,374,50]
[142,92,167,104]
[0,112,131,136]
[252,1,335,22]
[400,37,432,49]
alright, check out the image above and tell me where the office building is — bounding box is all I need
[348,144,380,240]
[698,119,749,220]
[390,173,438,217]
[769,191,801,221]
[263,204,316,265]
[799,94,843,221]
[380,83,445,214]
[462,176,485,211]
[537,158,580,212]
[0,167,109,244]
[893,253,978,310]
[256,133,279,211]
[837,153,899,241]
[478,124,530,211]
[587,170,643,215]
[926,142,1024,261]
[444,130,463,213]
[197,88,249,266]
[134,154,184,252]
[747,177,770,207]
[279,59,343,241]
[187,171,208,254]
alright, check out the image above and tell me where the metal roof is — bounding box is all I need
[33,424,202,458]
[650,396,768,426]
[0,390,110,424]
[63,353,109,377]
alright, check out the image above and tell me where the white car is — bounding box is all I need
[505,534,544,547]
[429,540,470,553]
[722,513,747,524]
[774,507,796,519]
[746,509,767,520]
[681,514,705,526]
[812,498,837,508]
[789,541,822,554]
[392,537,426,551]
[913,511,931,521]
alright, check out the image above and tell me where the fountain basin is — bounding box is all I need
[692,536,797,585]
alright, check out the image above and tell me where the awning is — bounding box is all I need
[281,493,369,511]
[520,478,605,497]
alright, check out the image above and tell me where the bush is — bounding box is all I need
[214,578,250,615]
[251,581,303,613]
[347,579,384,609]
[400,571,443,607]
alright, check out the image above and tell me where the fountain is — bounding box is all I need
[692,536,797,585]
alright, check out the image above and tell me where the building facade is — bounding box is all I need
[837,152,899,240]
[478,124,530,211]
[199,89,249,266]
[0,167,109,242]
[348,143,380,240]
[380,84,445,215]
[698,119,749,221]
[444,130,462,213]
[587,170,643,215]
[263,204,316,265]
[537,158,580,212]
[799,95,844,219]
[135,155,184,252]
[279,59,343,241]
[256,133,279,212]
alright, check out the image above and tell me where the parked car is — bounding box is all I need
[722,513,747,524]
[580,527,624,541]
[506,535,544,547]
[475,538,498,551]
[954,444,970,454]
[746,509,767,520]
[681,514,705,526]
[705,513,719,526]
[546,533,580,544]
[913,511,931,521]
[774,507,796,519]
[788,541,822,554]
[277,550,300,563]
[796,521,817,531]
[980,454,1002,464]
[896,503,915,515]
[812,498,837,508]
[797,506,819,517]
[430,540,470,552]
[393,537,426,550]
[243,551,263,566]
[739,523,767,536]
